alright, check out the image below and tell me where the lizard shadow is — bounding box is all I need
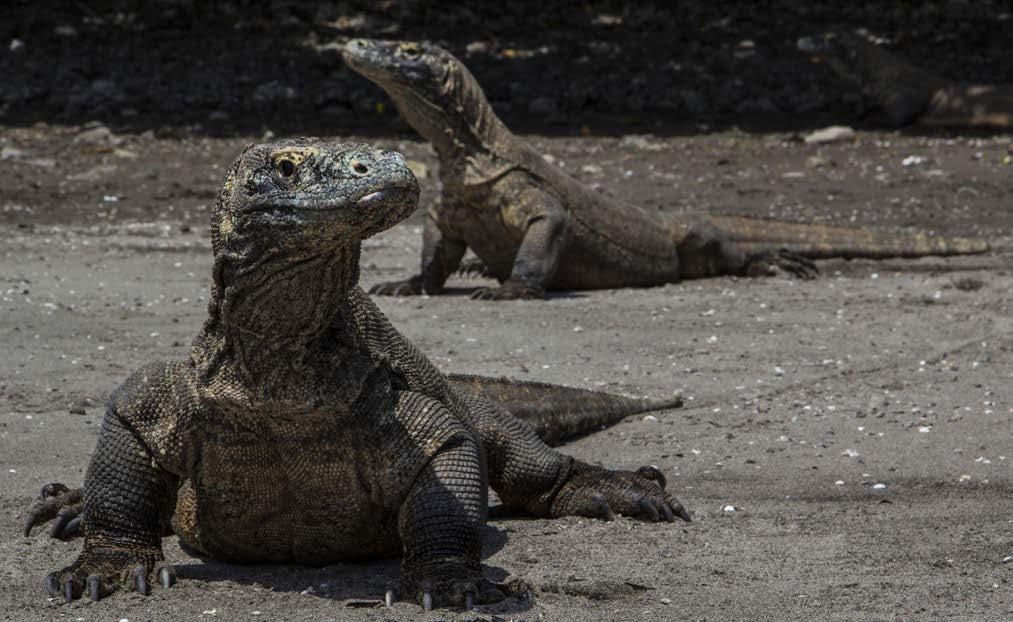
[170,525,531,611]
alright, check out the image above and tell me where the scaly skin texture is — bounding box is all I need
[800,31,1013,128]
[342,39,990,301]
[26,139,687,610]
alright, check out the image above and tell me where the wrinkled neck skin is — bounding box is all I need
[192,240,376,410]
[386,65,510,180]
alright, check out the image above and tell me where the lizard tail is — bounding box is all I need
[707,215,989,259]
[446,373,682,445]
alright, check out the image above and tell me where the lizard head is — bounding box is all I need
[211,138,420,255]
[342,39,455,102]
[797,31,869,86]
[342,39,498,152]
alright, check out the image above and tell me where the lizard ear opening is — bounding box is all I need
[277,159,296,178]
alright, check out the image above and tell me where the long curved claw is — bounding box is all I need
[49,509,75,539]
[369,278,423,297]
[62,516,83,539]
[778,250,818,280]
[158,565,176,589]
[638,498,661,522]
[422,591,433,612]
[64,577,75,603]
[45,573,59,596]
[660,503,676,523]
[465,590,475,610]
[590,493,616,521]
[131,566,149,596]
[87,574,102,601]
[673,503,692,522]
[385,588,395,608]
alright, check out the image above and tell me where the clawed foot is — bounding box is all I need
[747,250,819,280]
[470,280,545,300]
[393,562,524,611]
[24,483,84,540]
[552,462,691,523]
[46,549,175,603]
[369,276,424,296]
[454,258,491,279]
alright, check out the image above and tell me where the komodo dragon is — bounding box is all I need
[342,39,990,301]
[799,31,1013,128]
[23,139,688,611]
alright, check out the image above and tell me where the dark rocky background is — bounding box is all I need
[3,1,1012,135]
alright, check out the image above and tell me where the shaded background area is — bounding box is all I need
[3,0,1012,136]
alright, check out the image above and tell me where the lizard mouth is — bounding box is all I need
[245,184,417,212]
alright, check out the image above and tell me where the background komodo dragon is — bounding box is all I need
[799,31,1013,128]
[342,39,990,301]
[23,139,688,611]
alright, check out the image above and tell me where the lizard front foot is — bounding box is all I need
[370,276,424,296]
[396,560,517,611]
[470,280,545,300]
[746,250,818,280]
[551,462,691,523]
[24,483,84,540]
[454,257,491,278]
[46,547,176,602]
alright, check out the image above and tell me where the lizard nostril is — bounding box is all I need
[351,160,369,176]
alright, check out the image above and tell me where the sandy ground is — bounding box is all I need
[1,125,1011,621]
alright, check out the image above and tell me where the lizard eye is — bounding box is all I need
[277,158,296,178]
[402,44,421,59]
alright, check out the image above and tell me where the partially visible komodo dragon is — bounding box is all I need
[342,39,990,301]
[799,31,1013,128]
[23,139,689,611]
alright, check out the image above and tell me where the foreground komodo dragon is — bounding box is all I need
[24,139,688,611]
[342,39,989,301]
[800,31,1013,128]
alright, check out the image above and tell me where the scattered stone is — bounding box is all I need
[619,134,664,151]
[642,415,658,422]
[722,504,737,512]
[781,171,805,179]
[773,366,785,376]
[1,146,25,159]
[835,480,845,486]
[73,125,120,147]
[872,483,887,490]
[465,41,490,55]
[952,277,984,292]
[902,155,927,166]
[803,126,855,144]
[9,38,24,52]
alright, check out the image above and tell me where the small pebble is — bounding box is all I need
[834,480,845,486]
[872,483,887,490]
[722,505,736,512]
[642,415,658,422]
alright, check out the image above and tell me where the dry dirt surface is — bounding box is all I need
[1,123,1011,621]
